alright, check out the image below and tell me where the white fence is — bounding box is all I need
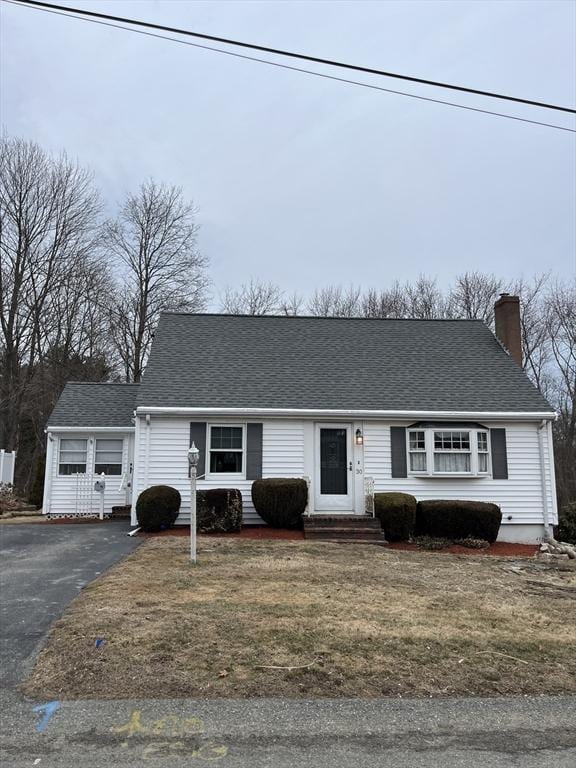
[0,450,16,485]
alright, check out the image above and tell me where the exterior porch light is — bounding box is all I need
[188,442,200,564]
[355,428,363,446]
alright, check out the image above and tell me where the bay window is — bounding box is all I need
[407,428,490,477]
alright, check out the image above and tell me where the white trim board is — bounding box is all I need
[47,426,135,432]
[135,407,556,422]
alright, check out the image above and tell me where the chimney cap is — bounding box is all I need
[495,292,519,304]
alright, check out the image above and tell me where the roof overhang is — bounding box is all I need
[135,406,557,422]
[46,426,135,433]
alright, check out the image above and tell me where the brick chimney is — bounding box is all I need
[494,293,522,366]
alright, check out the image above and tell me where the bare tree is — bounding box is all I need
[220,279,283,315]
[449,271,505,323]
[279,291,305,316]
[0,136,101,452]
[105,180,208,381]
[307,285,362,317]
[547,279,576,510]
[511,274,552,392]
[403,275,450,319]
[361,282,409,318]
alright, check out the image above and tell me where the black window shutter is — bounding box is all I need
[246,423,263,480]
[490,428,508,479]
[390,426,407,478]
[189,422,207,477]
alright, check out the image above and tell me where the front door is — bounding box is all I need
[315,424,354,512]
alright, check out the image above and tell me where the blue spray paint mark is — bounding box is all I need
[32,701,60,733]
[95,638,106,649]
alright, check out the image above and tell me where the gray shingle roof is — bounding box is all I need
[136,313,552,413]
[48,383,139,427]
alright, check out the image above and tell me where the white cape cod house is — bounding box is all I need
[43,296,557,543]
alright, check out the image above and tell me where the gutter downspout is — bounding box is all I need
[537,420,553,541]
[43,431,54,515]
[144,413,151,490]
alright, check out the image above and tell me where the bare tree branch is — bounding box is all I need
[0,136,102,452]
[104,180,209,381]
[220,279,283,315]
[307,285,362,317]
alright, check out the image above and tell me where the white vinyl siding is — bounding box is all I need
[364,421,557,527]
[130,415,555,537]
[132,417,307,525]
[133,417,259,524]
[262,421,306,477]
[45,433,132,515]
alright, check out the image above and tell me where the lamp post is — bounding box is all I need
[188,442,200,563]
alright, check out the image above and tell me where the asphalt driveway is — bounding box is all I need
[0,521,141,688]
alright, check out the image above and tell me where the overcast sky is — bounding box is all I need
[2,0,575,307]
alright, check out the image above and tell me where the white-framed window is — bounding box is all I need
[433,430,471,473]
[407,428,490,477]
[408,430,427,472]
[208,425,245,475]
[477,431,489,473]
[94,438,123,476]
[59,438,88,475]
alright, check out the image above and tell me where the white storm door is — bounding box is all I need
[315,424,354,512]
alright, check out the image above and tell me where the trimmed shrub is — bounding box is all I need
[197,488,242,533]
[251,478,308,529]
[416,499,502,543]
[374,492,417,541]
[556,502,576,544]
[136,485,181,532]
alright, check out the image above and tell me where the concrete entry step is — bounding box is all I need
[304,515,381,529]
[304,514,386,544]
[111,505,132,519]
[306,526,384,536]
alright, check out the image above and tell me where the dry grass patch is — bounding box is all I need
[23,537,576,700]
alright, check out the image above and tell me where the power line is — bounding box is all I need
[6,0,576,134]
[11,0,576,115]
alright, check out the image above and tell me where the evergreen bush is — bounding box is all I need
[136,485,181,532]
[251,478,308,529]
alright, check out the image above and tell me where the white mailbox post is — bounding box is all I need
[187,442,200,563]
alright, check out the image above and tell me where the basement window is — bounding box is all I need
[59,438,87,475]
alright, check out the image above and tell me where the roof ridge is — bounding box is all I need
[64,381,140,386]
[160,311,485,323]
